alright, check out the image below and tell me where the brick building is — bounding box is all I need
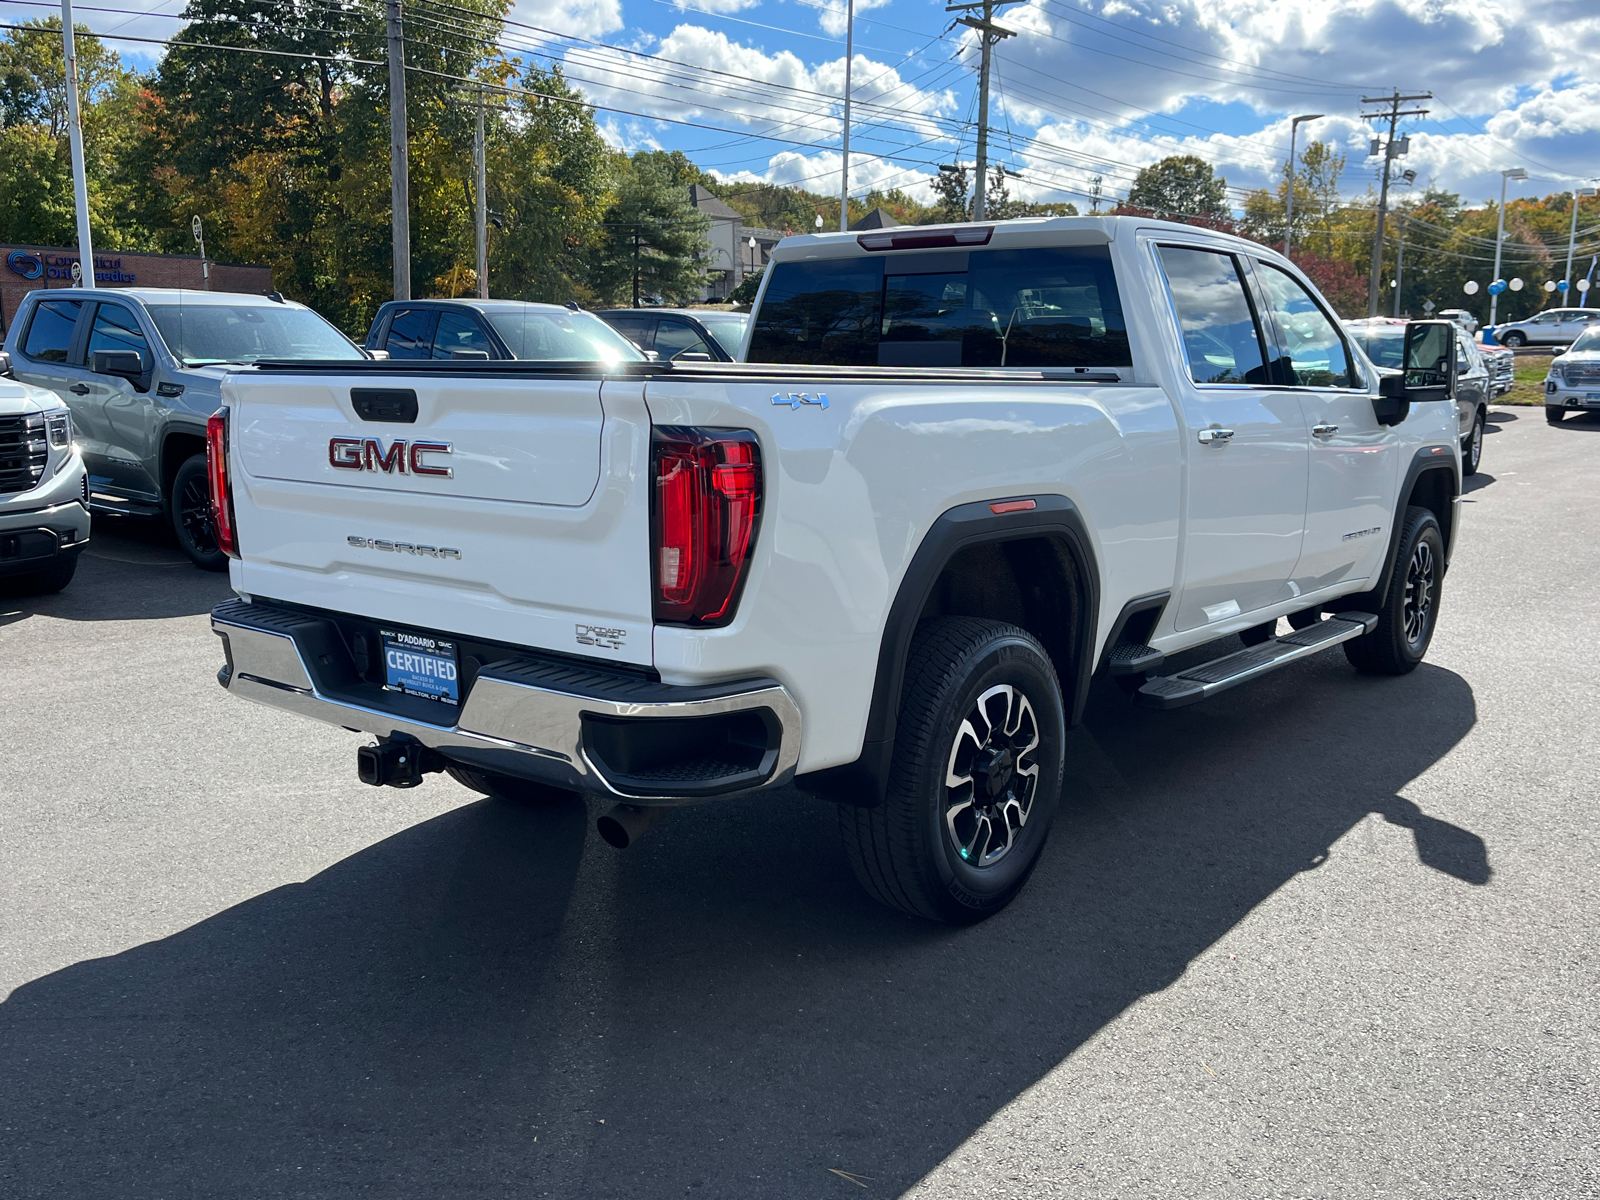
[1,245,272,339]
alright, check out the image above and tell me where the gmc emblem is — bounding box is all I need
[329,437,453,478]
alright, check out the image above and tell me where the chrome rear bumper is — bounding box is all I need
[211,598,801,803]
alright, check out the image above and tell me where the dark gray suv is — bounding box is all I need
[1,288,365,568]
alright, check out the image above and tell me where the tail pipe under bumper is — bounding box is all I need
[210,599,801,806]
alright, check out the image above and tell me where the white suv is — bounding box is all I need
[0,350,89,593]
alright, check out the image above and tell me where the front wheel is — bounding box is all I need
[838,617,1066,923]
[1344,506,1444,676]
[1499,331,1526,348]
[1546,406,1566,425]
[169,453,228,571]
[1462,408,1485,475]
[1,555,77,596]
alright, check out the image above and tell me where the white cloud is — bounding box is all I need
[561,24,957,148]
[811,0,894,38]
[507,0,623,40]
[671,0,762,14]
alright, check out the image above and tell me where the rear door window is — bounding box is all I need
[1155,246,1269,385]
[87,303,150,366]
[384,308,437,358]
[22,299,84,363]
[602,316,655,350]
[747,245,1131,368]
[431,310,496,359]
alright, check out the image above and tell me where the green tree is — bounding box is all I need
[1125,154,1230,221]
[591,151,709,305]
[931,163,970,222]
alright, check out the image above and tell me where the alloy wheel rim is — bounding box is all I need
[1471,417,1483,466]
[1403,539,1435,648]
[180,475,218,555]
[943,683,1041,869]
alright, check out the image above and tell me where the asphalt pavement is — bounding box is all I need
[3,407,1597,1199]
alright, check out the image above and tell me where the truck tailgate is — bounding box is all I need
[221,370,655,667]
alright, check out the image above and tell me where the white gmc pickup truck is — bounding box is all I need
[208,216,1463,923]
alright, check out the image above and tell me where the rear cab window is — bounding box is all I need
[383,308,438,358]
[22,299,85,363]
[747,244,1131,368]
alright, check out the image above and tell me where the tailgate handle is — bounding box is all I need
[351,388,418,423]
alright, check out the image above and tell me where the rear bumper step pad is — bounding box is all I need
[1135,612,1379,710]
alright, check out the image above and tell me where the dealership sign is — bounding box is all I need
[6,249,137,283]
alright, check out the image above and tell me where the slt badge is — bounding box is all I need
[771,391,829,411]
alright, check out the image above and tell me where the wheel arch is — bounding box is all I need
[797,495,1100,808]
[1360,447,1460,609]
[159,426,209,508]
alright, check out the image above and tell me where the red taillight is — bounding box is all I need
[206,407,239,559]
[651,427,761,626]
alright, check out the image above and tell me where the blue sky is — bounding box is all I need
[6,0,1597,211]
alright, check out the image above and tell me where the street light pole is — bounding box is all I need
[838,0,854,232]
[1490,167,1527,328]
[1283,113,1323,258]
[1564,183,1598,297]
[60,0,94,285]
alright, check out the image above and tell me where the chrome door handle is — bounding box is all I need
[1197,427,1235,445]
[69,383,91,395]
[1313,423,1339,438]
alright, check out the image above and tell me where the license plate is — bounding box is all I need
[380,628,459,705]
[1586,392,1600,401]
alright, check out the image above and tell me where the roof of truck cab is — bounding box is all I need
[41,288,311,308]
[766,214,1275,264]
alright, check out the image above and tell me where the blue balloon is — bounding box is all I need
[1557,280,1570,292]
[1488,280,1508,295]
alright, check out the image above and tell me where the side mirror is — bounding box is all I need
[0,350,12,377]
[674,351,714,362]
[92,349,145,383]
[368,348,391,360]
[450,349,491,360]
[1372,320,1456,426]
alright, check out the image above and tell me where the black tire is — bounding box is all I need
[1546,406,1566,425]
[2,554,77,596]
[1499,331,1526,348]
[1344,506,1443,676]
[445,763,575,804]
[169,453,228,571]
[1462,408,1485,476]
[838,617,1066,924]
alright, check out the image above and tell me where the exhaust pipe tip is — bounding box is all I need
[597,803,669,849]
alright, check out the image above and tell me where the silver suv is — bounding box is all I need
[2,288,365,569]
[1492,307,1600,348]
[0,350,89,593]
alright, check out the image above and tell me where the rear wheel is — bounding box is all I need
[169,453,227,571]
[1546,406,1566,425]
[445,763,575,804]
[1462,408,1485,475]
[838,617,1066,923]
[1344,506,1443,676]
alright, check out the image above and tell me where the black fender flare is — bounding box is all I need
[796,494,1100,808]
[1357,445,1461,609]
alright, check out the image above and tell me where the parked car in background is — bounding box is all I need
[1347,317,1489,474]
[1491,307,1600,347]
[0,349,88,594]
[1478,342,1515,397]
[595,309,750,362]
[1544,324,1600,423]
[363,300,643,364]
[2,288,365,569]
[1438,308,1479,335]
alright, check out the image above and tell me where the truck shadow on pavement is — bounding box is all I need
[0,655,1483,1199]
[0,515,231,621]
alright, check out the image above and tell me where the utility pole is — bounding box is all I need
[1283,113,1323,257]
[1393,226,1405,317]
[450,86,508,299]
[60,0,94,285]
[632,232,641,308]
[1089,174,1102,214]
[838,0,854,232]
[1564,183,1599,297]
[948,0,1019,221]
[386,0,411,301]
[1360,90,1430,319]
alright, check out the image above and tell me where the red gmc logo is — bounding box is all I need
[329,437,453,478]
